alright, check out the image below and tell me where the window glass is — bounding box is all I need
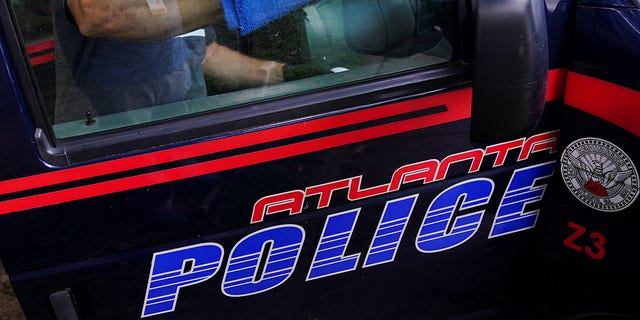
[9,0,459,139]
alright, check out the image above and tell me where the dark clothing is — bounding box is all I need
[53,1,208,123]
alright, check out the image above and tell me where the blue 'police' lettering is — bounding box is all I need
[141,162,558,316]
[141,243,224,317]
[363,195,417,267]
[307,209,360,280]
[489,161,556,237]
[416,178,493,252]
[222,225,304,296]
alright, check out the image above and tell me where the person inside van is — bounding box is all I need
[53,0,312,123]
[64,0,313,40]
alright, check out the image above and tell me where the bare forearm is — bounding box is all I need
[66,0,223,40]
[201,43,284,90]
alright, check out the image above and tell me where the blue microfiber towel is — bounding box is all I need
[221,0,313,35]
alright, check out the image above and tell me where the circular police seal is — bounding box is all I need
[560,137,638,212]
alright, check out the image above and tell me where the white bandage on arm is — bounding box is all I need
[146,0,168,15]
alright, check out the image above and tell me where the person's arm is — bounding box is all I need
[201,42,284,90]
[65,0,224,40]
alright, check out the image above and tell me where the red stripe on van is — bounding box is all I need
[30,52,56,66]
[26,40,54,54]
[546,68,567,102]
[0,89,472,214]
[565,71,640,137]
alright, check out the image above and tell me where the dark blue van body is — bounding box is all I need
[0,0,638,319]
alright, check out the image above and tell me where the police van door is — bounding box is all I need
[535,0,640,319]
[0,0,559,319]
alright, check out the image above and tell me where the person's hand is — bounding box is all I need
[282,62,331,81]
[202,43,284,90]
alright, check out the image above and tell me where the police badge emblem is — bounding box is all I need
[561,137,638,212]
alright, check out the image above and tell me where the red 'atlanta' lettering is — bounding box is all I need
[251,130,559,224]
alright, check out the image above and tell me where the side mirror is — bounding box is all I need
[471,0,548,142]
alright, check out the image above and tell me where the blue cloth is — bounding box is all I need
[221,0,313,35]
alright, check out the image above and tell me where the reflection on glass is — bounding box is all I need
[9,0,458,139]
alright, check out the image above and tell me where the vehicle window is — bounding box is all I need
[9,0,459,139]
